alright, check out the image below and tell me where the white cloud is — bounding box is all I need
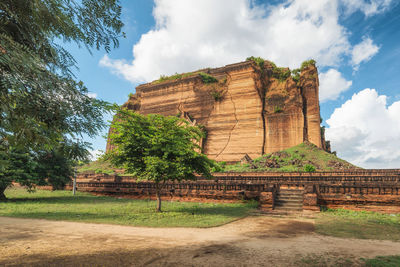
[87,92,98,98]
[326,89,400,168]
[351,37,380,69]
[319,69,352,102]
[101,0,352,83]
[89,149,103,161]
[340,0,393,16]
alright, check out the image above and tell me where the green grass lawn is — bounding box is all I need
[363,255,400,267]
[315,209,400,241]
[296,254,400,267]
[0,187,257,227]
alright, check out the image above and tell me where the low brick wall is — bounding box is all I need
[75,170,400,212]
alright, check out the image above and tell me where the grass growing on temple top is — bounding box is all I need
[223,142,358,172]
[77,159,118,175]
[0,187,257,228]
[315,209,400,241]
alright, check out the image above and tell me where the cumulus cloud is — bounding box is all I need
[89,149,103,161]
[326,89,400,168]
[87,92,97,98]
[340,0,393,16]
[319,69,352,102]
[351,37,380,69]
[101,0,352,83]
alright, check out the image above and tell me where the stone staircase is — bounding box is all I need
[274,189,304,211]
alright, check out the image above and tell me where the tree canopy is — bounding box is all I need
[0,0,124,199]
[107,110,217,212]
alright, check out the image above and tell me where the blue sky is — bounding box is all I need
[68,0,400,168]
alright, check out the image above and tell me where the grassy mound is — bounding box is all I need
[223,142,358,172]
[79,142,358,174]
[77,159,121,175]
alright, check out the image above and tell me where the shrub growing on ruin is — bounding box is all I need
[199,72,218,84]
[300,59,316,70]
[274,106,283,113]
[304,164,316,172]
[211,90,223,101]
[246,56,265,68]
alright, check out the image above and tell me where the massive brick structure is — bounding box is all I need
[106,60,326,162]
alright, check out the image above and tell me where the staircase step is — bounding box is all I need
[274,206,303,211]
[275,199,303,205]
[277,192,304,196]
[276,196,303,201]
[274,189,305,211]
[276,194,303,198]
[274,205,303,209]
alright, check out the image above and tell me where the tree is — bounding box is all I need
[35,140,91,190]
[0,0,124,199]
[0,148,39,200]
[0,140,90,200]
[107,110,217,212]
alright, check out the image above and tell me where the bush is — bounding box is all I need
[199,72,218,84]
[246,56,265,68]
[300,59,316,70]
[274,106,283,113]
[304,164,316,172]
[211,90,223,101]
[291,68,300,83]
[272,67,291,82]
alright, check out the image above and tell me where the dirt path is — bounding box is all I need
[1,216,399,266]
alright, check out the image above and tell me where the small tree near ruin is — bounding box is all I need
[106,109,217,212]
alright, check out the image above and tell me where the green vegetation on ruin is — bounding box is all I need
[246,56,316,83]
[210,90,224,101]
[151,57,316,86]
[222,142,357,172]
[300,59,317,71]
[152,71,198,84]
[80,142,356,174]
[315,209,400,241]
[152,71,219,85]
[0,187,257,228]
[273,105,283,113]
[198,72,218,83]
[77,159,126,175]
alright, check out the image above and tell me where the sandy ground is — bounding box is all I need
[1,215,400,267]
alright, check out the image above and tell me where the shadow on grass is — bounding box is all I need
[4,203,254,217]
[4,196,134,205]
[173,205,255,216]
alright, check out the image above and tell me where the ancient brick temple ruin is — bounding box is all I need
[94,60,400,212]
[106,60,329,163]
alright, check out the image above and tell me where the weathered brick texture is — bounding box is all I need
[106,61,325,162]
[75,170,400,212]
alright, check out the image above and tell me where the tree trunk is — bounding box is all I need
[155,183,162,212]
[0,186,7,202]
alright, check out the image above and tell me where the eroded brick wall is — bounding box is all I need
[106,61,325,163]
[75,170,400,212]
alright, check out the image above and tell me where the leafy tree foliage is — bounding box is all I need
[0,0,123,199]
[0,148,38,200]
[0,141,90,200]
[107,110,217,212]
